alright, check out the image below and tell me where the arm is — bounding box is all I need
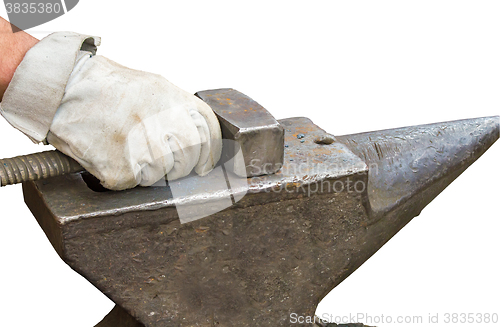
[0,17,38,101]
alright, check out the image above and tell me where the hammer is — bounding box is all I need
[0,88,285,187]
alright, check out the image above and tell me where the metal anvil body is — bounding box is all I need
[23,91,499,326]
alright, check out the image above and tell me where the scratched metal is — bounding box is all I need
[336,116,499,219]
[23,116,498,326]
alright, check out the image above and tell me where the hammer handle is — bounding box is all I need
[0,150,83,187]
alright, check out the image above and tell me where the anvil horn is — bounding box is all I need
[337,116,499,219]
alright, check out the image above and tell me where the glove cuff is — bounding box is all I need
[0,32,101,143]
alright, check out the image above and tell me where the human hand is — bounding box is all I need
[1,32,222,190]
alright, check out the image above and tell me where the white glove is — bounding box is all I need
[0,32,222,190]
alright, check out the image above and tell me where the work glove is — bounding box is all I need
[0,32,222,190]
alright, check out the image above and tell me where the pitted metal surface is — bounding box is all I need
[23,116,498,326]
[25,117,370,326]
[336,116,499,218]
[28,117,366,226]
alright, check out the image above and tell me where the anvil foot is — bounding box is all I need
[95,305,144,327]
[94,307,372,327]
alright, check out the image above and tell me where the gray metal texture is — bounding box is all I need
[0,150,83,187]
[196,88,285,177]
[23,116,498,326]
[336,116,499,219]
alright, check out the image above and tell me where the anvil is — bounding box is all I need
[16,89,499,326]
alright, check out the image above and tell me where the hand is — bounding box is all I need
[49,55,222,190]
[1,31,222,190]
[48,55,222,190]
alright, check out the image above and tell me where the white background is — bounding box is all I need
[0,1,499,326]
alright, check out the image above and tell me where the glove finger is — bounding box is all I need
[190,97,222,176]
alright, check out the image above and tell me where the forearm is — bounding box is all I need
[0,17,38,100]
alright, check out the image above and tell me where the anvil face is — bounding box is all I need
[23,116,498,326]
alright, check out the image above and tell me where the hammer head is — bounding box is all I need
[196,89,284,177]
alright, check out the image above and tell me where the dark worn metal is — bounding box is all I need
[196,88,285,177]
[24,118,368,326]
[23,112,498,326]
[0,150,83,187]
[95,305,145,327]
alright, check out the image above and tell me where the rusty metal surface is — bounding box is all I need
[26,117,365,227]
[24,117,369,326]
[23,116,498,326]
[196,88,284,177]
